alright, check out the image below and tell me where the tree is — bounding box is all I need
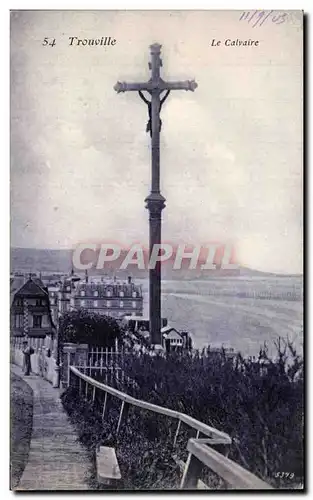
[59,310,122,347]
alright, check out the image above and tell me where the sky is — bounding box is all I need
[10,10,303,273]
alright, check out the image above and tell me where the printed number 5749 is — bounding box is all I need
[275,472,295,479]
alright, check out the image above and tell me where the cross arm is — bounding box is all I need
[114,79,198,93]
[162,79,198,92]
[114,81,153,93]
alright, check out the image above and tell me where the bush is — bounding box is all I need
[59,309,122,347]
[118,338,303,488]
[61,336,303,489]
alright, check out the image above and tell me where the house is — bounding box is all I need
[162,326,184,350]
[69,276,143,319]
[46,269,82,324]
[10,276,55,339]
[206,345,236,361]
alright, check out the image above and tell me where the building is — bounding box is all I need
[162,326,184,350]
[206,345,236,361]
[10,275,55,339]
[69,276,143,319]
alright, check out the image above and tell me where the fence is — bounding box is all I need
[75,362,137,389]
[69,365,273,490]
[87,347,125,367]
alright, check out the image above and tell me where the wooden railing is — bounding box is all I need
[69,366,273,490]
[181,439,273,489]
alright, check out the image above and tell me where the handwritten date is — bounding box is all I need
[239,11,288,28]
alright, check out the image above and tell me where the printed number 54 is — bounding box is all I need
[42,38,56,47]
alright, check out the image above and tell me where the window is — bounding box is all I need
[132,291,137,298]
[14,314,23,328]
[93,301,98,308]
[132,301,136,308]
[50,292,55,297]
[80,291,85,297]
[119,291,124,297]
[81,300,85,307]
[70,298,74,307]
[106,300,111,308]
[15,299,23,307]
[35,299,43,306]
[33,315,42,328]
[106,290,112,297]
[94,291,99,297]
[120,301,124,308]
[50,298,55,305]
[66,286,71,292]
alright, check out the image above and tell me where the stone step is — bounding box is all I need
[97,446,122,486]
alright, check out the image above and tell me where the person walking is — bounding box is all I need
[22,340,34,376]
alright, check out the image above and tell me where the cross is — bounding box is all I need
[114,43,197,346]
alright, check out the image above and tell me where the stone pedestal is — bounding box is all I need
[61,343,89,387]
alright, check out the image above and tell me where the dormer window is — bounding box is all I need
[106,290,112,297]
[132,291,137,298]
[119,291,124,297]
[94,291,99,297]
[80,291,85,297]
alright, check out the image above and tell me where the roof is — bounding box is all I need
[10,277,48,306]
[162,327,182,340]
[123,315,148,321]
[16,278,48,297]
[161,325,179,334]
[74,281,142,298]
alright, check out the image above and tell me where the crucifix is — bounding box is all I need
[114,43,197,345]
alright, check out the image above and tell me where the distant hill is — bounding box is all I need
[10,247,302,280]
[11,247,73,273]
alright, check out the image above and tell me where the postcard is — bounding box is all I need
[10,10,303,491]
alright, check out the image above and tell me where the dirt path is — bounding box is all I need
[11,364,93,491]
[10,371,33,489]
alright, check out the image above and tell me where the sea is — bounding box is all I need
[137,277,303,357]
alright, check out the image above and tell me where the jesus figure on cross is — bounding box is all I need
[138,89,170,136]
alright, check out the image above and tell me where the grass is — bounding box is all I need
[10,372,33,489]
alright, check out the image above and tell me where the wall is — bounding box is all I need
[11,344,59,386]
